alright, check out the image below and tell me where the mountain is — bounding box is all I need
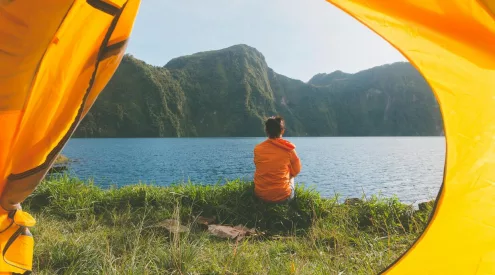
[308,70,351,86]
[74,44,443,137]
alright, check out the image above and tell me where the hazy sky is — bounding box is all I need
[126,0,406,82]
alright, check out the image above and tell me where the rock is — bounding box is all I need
[207,224,257,240]
[48,154,70,175]
[344,198,363,206]
[157,219,189,233]
[54,154,70,165]
[233,225,256,235]
[197,216,216,226]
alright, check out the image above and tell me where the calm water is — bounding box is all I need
[60,137,445,204]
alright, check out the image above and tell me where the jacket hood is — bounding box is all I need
[268,138,296,151]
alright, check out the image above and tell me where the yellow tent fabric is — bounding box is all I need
[0,0,140,273]
[325,0,495,274]
[1,0,494,274]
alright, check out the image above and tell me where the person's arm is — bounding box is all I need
[289,149,301,177]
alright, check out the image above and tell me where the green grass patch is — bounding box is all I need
[24,175,434,274]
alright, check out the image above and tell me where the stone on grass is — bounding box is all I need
[207,224,256,241]
[158,219,189,233]
[197,216,216,225]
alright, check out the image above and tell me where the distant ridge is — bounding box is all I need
[75,46,442,137]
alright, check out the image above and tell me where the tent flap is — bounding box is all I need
[0,0,140,272]
[325,0,495,274]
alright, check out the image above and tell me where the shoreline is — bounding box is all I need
[69,135,446,139]
[44,172,438,210]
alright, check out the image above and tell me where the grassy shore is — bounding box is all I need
[23,175,434,274]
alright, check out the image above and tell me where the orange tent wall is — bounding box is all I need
[325,0,495,274]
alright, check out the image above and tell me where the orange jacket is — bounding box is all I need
[253,138,302,202]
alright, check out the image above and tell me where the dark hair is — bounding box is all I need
[265,116,285,138]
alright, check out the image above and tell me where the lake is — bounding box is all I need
[60,137,445,204]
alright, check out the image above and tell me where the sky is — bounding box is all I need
[126,0,406,82]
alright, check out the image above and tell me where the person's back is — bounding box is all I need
[254,116,301,202]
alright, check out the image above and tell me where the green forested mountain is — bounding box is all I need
[75,44,443,137]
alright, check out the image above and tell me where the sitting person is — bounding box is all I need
[253,116,302,203]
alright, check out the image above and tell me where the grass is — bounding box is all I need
[23,175,434,274]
